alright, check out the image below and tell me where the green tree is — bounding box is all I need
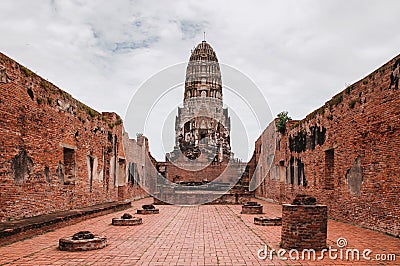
[275,111,292,134]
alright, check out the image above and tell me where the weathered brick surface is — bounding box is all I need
[153,190,254,205]
[281,204,328,250]
[0,52,150,222]
[0,198,398,265]
[111,217,142,226]
[0,201,131,246]
[253,54,400,237]
[241,205,263,214]
[157,160,246,184]
[254,216,282,226]
[136,209,159,215]
[154,159,251,204]
[58,235,107,251]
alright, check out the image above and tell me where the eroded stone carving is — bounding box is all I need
[56,161,65,183]
[56,99,75,114]
[112,213,142,226]
[142,204,155,210]
[346,156,363,195]
[72,231,94,240]
[11,149,34,184]
[389,59,399,90]
[44,166,50,182]
[0,65,9,83]
[292,194,316,205]
[137,204,159,214]
[121,213,133,219]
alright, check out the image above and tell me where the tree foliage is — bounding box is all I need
[275,111,292,134]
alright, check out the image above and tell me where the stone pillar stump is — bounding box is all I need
[281,195,327,250]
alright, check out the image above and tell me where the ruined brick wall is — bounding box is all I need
[156,159,246,186]
[154,158,251,204]
[253,120,300,204]
[0,52,148,221]
[121,133,154,199]
[254,54,400,237]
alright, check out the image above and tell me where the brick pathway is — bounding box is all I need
[0,198,398,265]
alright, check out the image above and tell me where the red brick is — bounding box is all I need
[252,54,400,237]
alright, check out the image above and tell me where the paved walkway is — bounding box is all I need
[0,198,398,265]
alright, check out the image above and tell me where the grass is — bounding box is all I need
[20,65,33,77]
[86,108,97,118]
[349,99,357,109]
[345,85,352,94]
[329,94,343,109]
[40,79,47,91]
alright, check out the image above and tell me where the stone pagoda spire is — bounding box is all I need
[167,41,231,163]
[184,41,223,102]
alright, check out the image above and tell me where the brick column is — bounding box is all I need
[281,204,327,250]
[117,186,127,201]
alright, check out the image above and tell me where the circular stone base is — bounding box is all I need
[59,236,107,251]
[112,217,142,226]
[241,205,263,214]
[254,216,282,226]
[137,209,159,215]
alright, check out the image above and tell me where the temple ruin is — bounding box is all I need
[0,41,399,244]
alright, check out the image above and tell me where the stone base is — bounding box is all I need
[59,236,107,251]
[281,204,327,250]
[112,217,142,226]
[137,209,159,215]
[0,201,131,247]
[241,205,263,214]
[254,217,282,226]
[153,191,254,205]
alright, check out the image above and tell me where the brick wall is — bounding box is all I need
[0,52,149,222]
[154,158,250,204]
[253,54,400,237]
[158,160,232,183]
[281,204,328,250]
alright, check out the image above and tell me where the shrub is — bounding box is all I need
[349,100,357,109]
[20,66,33,77]
[275,111,292,134]
[332,94,343,106]
[40,79,47,91]
[345,85,352,94]
[86,108,97,118]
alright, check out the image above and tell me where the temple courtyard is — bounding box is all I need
[0,198,398,266]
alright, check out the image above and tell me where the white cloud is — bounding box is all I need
[1,0,400,160]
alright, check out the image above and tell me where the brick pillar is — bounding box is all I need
[281,204,327,250]
[117,185,126,201]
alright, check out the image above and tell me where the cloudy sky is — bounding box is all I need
[1,0,400,160]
